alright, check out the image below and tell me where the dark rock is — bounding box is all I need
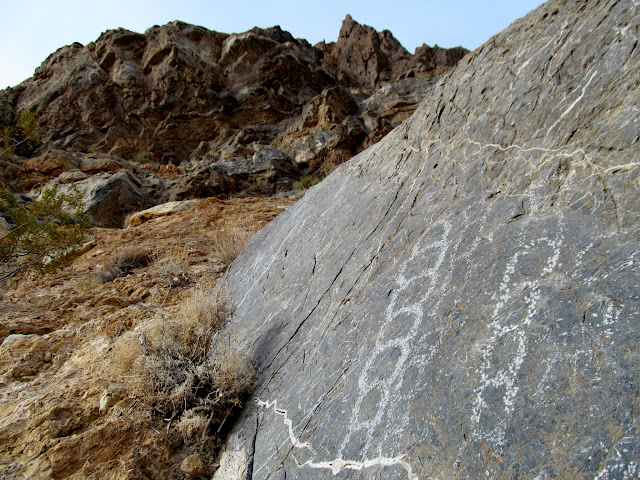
[217,1,640,478]
[82,171,151,228]
[300,87,358,131]
[321,14,393,90]
[320,15,468,92]
[361,75,440,124]
[2,18,466,179]
[166,165,237,201]
[166,148,301,200]
[213,149,301,195]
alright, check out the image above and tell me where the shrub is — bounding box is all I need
[0,111,40,159]
[293,175,321,190]
[0,187,93,283]
[98,246,153,283]
[136,289,254,443]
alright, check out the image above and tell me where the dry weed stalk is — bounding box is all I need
[153,241,189,275]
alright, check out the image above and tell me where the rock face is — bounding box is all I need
[219,1,640,478]
[0,18,467,179]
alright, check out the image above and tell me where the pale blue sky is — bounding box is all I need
[0,0,546,89]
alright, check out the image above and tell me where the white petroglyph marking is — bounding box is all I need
[255,398,422,479]
[471,222,564,446]
[339,218,452,457]
[296,455,419,478]
[601,300,620,340]
[255,399,312,450]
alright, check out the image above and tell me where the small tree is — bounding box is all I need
[0,187,93,282]
[0,111,40,160]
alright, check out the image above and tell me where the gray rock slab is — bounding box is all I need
[220,1,640,478]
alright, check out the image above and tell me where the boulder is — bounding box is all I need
[166,165,238,201]
[126,199,199,227]
[83,171,150,227]
[47,169,157,227]
[218,1,640,478]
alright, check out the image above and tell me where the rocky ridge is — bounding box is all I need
[214,0,640,478]
[0,16,466,178]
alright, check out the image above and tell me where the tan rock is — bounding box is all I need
[20,149,80,176]
[212,451,246,480]
[180,453,207,478]
[126,199,199,227]
[99,385,128,411]
[79,154,131,174]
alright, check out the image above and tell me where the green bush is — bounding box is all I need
[0,111,40,159]
[293,175,321,190]
[0,187,93,282]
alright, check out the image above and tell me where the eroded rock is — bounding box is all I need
[126,199,199,227]
[2,17,466,180]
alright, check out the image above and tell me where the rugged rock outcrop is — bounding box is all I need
[37,152,164,227]
[319,14,467,91]
[217,0,640,478]
[0,17,467,179]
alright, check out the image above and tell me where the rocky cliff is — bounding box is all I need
[0,17,466,176]
[217,0,640,478]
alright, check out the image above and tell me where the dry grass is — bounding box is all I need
[74,273,101,292]
[153,241,190,277]
[211,230,255,267]
[98,246,153,283]
[118,288,254,445]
